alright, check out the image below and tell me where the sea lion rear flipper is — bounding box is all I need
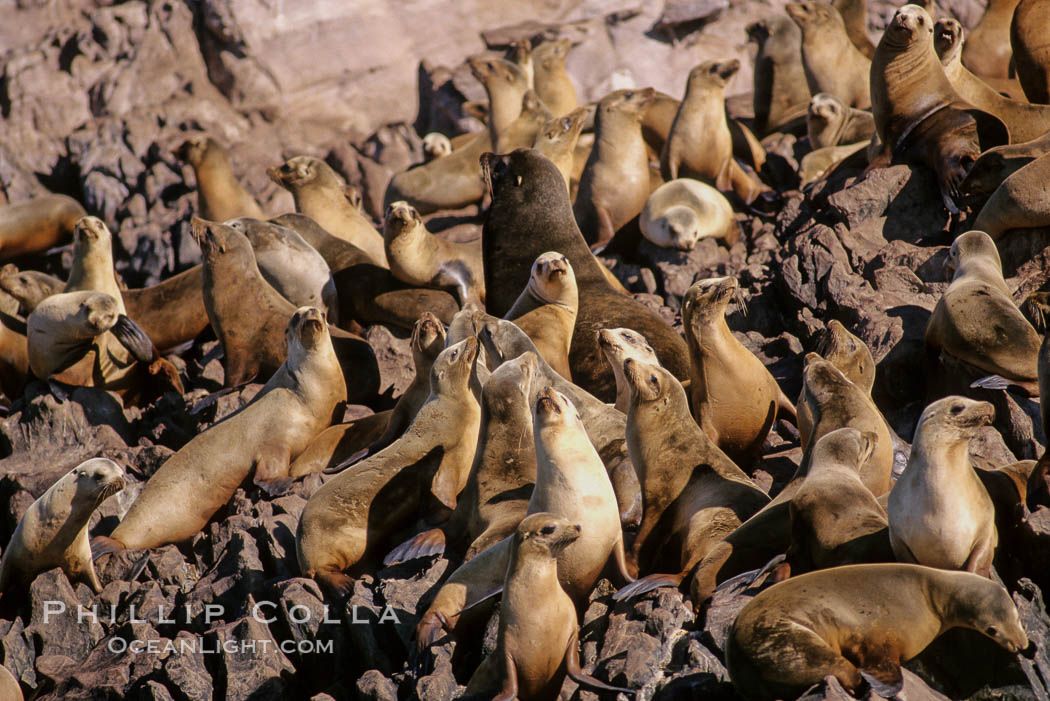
[971,374,1010,391]
[859,665,904,699]
[383,528,447,566]
[564,629,636,695]
[111,314,155,364]
[612,572,684,602]
[90,535,126,561]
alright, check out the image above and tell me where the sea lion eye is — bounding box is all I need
[450,350,459,360]
[986,626,999,637]
[625,91,634,99]
[540,525,556,535]
[649,374,658,385]
[950,404,964,415]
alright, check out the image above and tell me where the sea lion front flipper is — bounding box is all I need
[612,572,684,602]
[454,587,504,617]
[775,389,798,425]
[610,536,635,585]
[111,314,155,364]
[253,449,293,496]
[564,629,636,695]
[90,535,126,561]
[314,566,354,601]
[323,448,370,474]
[859,665,904,699]
[493,647,519,701]
[384,528,447,566]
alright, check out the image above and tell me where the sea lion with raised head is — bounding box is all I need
[504,252,577,381]
[496,90,552,154]
[177,135,265,222]
[598,327,660,414]
[747,16,811,137]
[0,458,125,597]
[834,0,875,58]
[806,93,876,149]
[786,2,872,109]
[532,39,577,117]
[640,178,737,251]
[727,564,1029,701]
[816,319,876,393]
[532,107,588,193]
[0,194,85,261]
[888,396,998,575]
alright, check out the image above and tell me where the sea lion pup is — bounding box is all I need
[463,513,634,701]
[0,194,85,261]
[532,107,588,193]
[226,217,339,323]
[971,152,1050,239]
[574,88,655,250]
[415,387,631,649]
[422,133,453,160]
[963,0,1021,80]
[93,307,345,559]
[504,252,577,381]
[267,156,387,268]
[0,458,124,598]
[796,354,894,496]
[936,18,1050,143]
[682,277,795,467]
[660,60,767,206]
[806,93,876,149]
[925,231,1040,390]
[176,135,265,222]
[960,132,1050,208]
[382,201,485,308]
[482,149,691,402]
[1011,0,1050,104]
[496,91,553,154]
[384,56,529,214]
[786,2,872,109]
[780,428,894,579]
[640,179,737,251]
[532,39,577,117]
[870,5,1009,213]
[191,218,379,402]
[834,0,875,58]
[747,16,810,137]
[297,338,482,596]
[598,328,660,414]
[816,319,876,393]
[613,358,770,600]
[726,564,1029,701]
[271,212,373,274]
[888,396,998,575]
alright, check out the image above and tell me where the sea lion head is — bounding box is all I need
[950,577,1029,654]
[529,252,576,307]
[653,205,702,251]
[746,19,770,43]
[176,134,213,167]
[933,17,963,62]
[535,38,571,67]
[485,350,538,420]
[287,306,328,355]
[945,230,1002,281]
[70,457,126,506]
[508,38,532,67]
[430,336,479,394]
[817,320,875,391]
[807,93,846,147]
[801,355,854,401]
[421,133,453,160]
[785,1,840,31]
[519,90,550,119]
[383,201,424,241]
[80,293,121,334]
[411,311,447,364]
[599,328,657,371]
[623,357,672,405]
[190,217,254,267]
[917,396,995,441]
[881,5,933,50]
[810,427,877,470]
[688,59,740,89]
[514,512,581,558]
[533,385,583,431]
[481,149,568,221]
[598,88,656,121]
[467,56,528,91]
[683,276,739,329]
[268,156,342,192]
[73,216,111,250]
[539,107,588,147]
[0,269,55,312]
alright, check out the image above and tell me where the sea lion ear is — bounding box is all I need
[966,108,1010,151]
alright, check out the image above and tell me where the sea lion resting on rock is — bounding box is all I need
[971,153,1050,240]
[0,194,85,261]
[640,178,737,251]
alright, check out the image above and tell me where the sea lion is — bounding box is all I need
[834,0,875,58]
[614,358,769,598]
[0,665,21,701]
[288,412,391,479]
[806,93,876,149]
[574,88,655,250]
[504,252,577,381]
[682,276,795,467]
[0,194,85,261]
[935,18,1050,143]
[726,564,1029,701]
[598,327,660,414]
[533,39,577,117]
[786,1,872,109]
[747,16,811,137]
[93,307,345,558]
[482,149,691,402]
[532,107,588,193]
[0,458,124,597]
[887,396,998,575]
[960,132,1050,208]
[415,387,630,649]
[384,56,529,214]
[267,156,387,267]
[422,133,453,160]
[496,90,552,154]
[463,513,633,700]
[963,0,1021,80]
[1011,0,1050,104]
[177,135,265,222]
[816,319,876,393]
[661,60,768,205]
[271,212,373,274]
[296,338,482,596]
[227,217,339,322]
[0,268,63,312]
[971,152,1050,239]
[925,231,1040,389]
[191,217,379,402]
[780,428,893,578]
[640,178,737,251]
[796,354,894,496]
[382,201,484,308]
[870,5,1009,212]
[798,142,870,185]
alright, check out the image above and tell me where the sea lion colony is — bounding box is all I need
[2,2,1050,700]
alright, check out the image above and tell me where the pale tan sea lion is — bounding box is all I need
[0,458,124,597]
[532,39,577,118]
[0,195,85,261]
[532,107,588,193]
[0,664,21,701]
[786,1,872,109]
[963,0,1021,80]
[888,396,998,575]
[835,0,875,58]
[422,133,453,160]
[93,307,346,558]
[640,178,737,250]
[598,327,660,414]
[496,90,552,154]
[727,564,1029,700]
[504,252,577,381]
[806,93,876,148]
[816,319,876,393]
[177,135,265,222]
[747,16,811,137]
